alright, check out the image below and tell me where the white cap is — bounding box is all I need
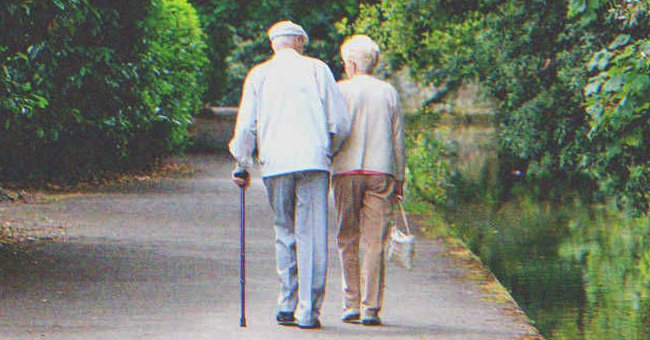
[267,20,309,45]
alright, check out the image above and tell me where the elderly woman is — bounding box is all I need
[332,35,406,326]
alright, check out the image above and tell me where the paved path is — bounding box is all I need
[0,153,537,339]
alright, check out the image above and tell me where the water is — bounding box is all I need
[434,122,650,339]
[446,196,650,339]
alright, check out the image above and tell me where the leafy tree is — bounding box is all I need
[189,0,374,106]
[344,0,650,213]
[577,0,650,212]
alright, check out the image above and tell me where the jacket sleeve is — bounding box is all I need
[392,91,406,181]
[228,70,258,169]
[319,65,352,156]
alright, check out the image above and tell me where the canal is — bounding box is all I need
[449,199,650,339]
[434,120,650,339]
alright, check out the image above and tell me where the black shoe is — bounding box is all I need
[297,319,321,329]
[341,312,360,323]
[361,317,381,326]
[276,311,296,326]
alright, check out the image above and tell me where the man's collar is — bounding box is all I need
[350,74,374,80]
[274,48,300,57]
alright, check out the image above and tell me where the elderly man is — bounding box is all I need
[229,20,351,329]
[332,35,406,326]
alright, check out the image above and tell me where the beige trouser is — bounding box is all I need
[333,174,395,317]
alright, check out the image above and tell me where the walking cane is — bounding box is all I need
[234,169,249,328]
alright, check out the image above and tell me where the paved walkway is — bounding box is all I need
[0,153,538,339]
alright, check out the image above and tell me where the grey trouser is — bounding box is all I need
[263,170,329,325]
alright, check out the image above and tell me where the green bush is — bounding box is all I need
[405,111,450,205]
[406,130,449,205]
[0,0,207,183]
[139,0,208,150]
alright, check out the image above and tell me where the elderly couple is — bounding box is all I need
[229,20,405,329]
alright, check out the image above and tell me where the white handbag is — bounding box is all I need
[386,197,415,270]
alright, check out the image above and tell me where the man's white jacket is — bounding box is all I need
[229,48,351,177]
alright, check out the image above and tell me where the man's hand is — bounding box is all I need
[232,168,250,188]
[395,180,404,199]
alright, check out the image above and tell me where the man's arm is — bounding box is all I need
[319,65,352,156]
[229,70,259,186]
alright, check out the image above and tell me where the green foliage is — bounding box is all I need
[341,1,486,86]
[344,0,650,214]
[140,0,208,149]
[0,0,207,183]
[189,0,373,106]
[405,111,450,205]
[1,0,147,181]
[579,1,650,213]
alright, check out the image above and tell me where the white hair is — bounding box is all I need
[340,35,380,74]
